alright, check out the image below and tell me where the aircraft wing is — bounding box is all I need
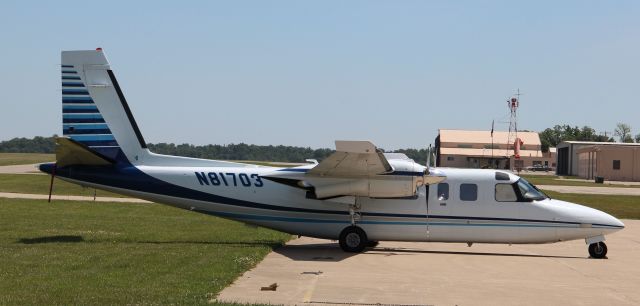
[262,140,446,200]
[308,141,392,177]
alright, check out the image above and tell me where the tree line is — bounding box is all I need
[0,136,431,164]
[539,123,640,152]
[2,122,637,162]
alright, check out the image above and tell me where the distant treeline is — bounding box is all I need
[0,136,429,164]
[147,142,335,163]
[0,136,56,153]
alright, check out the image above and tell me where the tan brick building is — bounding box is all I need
[557,141,640,181]
[435,129,556,170]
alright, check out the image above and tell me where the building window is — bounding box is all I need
[495,184,518,202]
[460,184,478,201]
[447,156,454,161]
[613,160,621,170]
[437,183,449,200]
[457,144,473,148]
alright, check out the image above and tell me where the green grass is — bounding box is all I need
[521,175,640,188]
[543,190,640,219]
[0,173,125,198]
[0,198,291,305]
[0,153,55,166]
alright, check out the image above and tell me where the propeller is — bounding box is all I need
[47,163,57,203]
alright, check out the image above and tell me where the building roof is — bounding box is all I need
[440,148,543,158]
[560,141,640,146]
[577,144,640,153]
[438,129,541,145]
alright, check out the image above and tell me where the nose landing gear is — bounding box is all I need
[588,242,608,259]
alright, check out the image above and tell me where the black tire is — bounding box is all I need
[338,226,368,253]
[588,242,608,259]
[367,240,379,248]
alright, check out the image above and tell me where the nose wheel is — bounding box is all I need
[588,242,608,259]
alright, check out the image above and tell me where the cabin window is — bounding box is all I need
[613,160,621,170]
[447,156,454,161]
[437,183,449,200]
[460,184,477,201]
[495,184,518,202]
[495,172,510,181]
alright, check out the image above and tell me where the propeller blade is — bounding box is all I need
[48,163,57,203]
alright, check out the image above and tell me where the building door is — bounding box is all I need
[557,147,569,175]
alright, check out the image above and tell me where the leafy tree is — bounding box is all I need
[635,134,640,143]
[0,135,56,153]
[539,125,613,152]
[614,123,632,143]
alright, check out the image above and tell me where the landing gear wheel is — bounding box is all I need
[588,242,608,259]
[367,240,379,248]
[339,226,368,253]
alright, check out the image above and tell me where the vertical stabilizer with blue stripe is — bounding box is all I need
[61,50,146,164]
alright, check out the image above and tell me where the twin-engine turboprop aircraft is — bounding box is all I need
[40,49,624,258]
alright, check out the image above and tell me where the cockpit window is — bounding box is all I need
[516,178,547,201]
[495,184,518,202]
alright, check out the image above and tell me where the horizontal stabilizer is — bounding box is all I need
[56,137,115,167]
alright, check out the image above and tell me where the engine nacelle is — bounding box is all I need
[311,176,420,199]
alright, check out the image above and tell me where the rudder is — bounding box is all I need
[61,49,147,165]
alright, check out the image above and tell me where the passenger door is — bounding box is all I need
[426,182,451,241]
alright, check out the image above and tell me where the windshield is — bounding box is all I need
[516,178,548,201]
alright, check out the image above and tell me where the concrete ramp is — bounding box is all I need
[217,221,640,305]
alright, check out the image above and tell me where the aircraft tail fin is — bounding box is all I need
[61,49,146,165]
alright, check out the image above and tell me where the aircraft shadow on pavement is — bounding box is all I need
[275,242,359,262]
[276,243,585,261]
[366,247,585,259]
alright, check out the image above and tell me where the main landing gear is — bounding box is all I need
[339,226,368,253]
[588,242,608,259]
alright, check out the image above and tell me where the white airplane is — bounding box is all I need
[41,49,624,258]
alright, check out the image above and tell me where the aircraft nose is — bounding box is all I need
[595,211,624,231]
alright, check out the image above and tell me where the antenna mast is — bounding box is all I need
[506,89,521,164]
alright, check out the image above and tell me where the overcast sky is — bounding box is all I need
[1,1,638,149]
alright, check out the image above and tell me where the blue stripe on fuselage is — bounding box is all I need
[36,162,624,230]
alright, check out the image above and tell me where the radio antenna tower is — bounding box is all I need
[506,89,522,160]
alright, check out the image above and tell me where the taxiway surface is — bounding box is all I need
[217,220,639,305]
